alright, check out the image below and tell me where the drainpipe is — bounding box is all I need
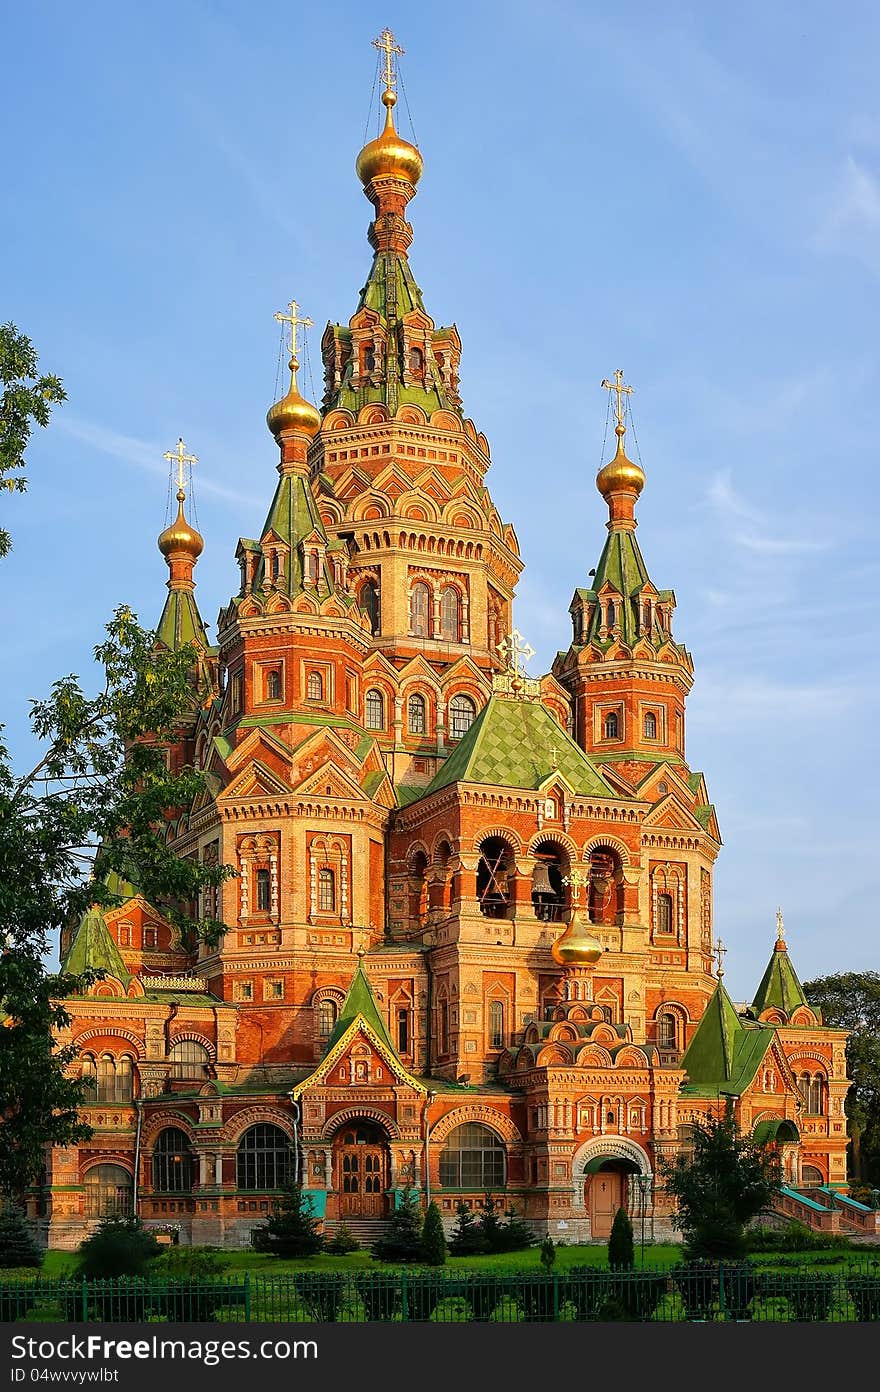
[288,1092,301,1186]
[132,1097,143,1218]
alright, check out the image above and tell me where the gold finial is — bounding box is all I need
[274,299,314,370]
[601,369,634,435]
[373,26,405,94]
[562,867,590,908]
[163,437,198,502]
[597,369,645,504]
[267,299,321,441]
[715,937,728,978]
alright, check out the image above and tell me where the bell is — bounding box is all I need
[531,861,554,897]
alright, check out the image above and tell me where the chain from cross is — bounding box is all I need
[601,368,634,430]
[715,937,728,976]
[163,437,197,495]
[776,906,785,940]
[274,299,314,364]
[373,27,404,89]
[498,629,535,677]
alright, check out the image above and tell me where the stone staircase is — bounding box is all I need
[322,1217,389,1248]
[771,1185,880,1239]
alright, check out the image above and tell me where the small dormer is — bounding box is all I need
[300,528,327,588]
[569,587,596,644]
[596,581,623,640]
[260,530,289,592]
[236,538,261,596]
[635,580,659,639]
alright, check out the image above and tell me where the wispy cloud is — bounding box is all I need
[707,472,830,554]
[57,415,261,509]
[814,155,880,274]
[690,672,862,723]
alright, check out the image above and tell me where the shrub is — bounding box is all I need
[475,1194,535,1254]
[326,1223,360,1254]
[539,1235,556,1270]
[0,1209,42,1268]
[420,1202,447,1266]
[371,1186,424,1263]
[77,1218,161,1279]
[251,1184,324,1258]
[152,1246,228,1278]
[448,1201,485,1256]
[608,1208,634,1270]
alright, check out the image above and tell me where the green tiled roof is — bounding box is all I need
[680,980,773,1096]
[423,695,615,797]
[246,470,346,603]
[156,588,210,653]
[752,943,809,1018]
[326,957,397,1057]
[62,906,130,986]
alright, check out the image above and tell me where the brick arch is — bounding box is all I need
[73,1027,145,1059]
[168,1031,216,1061]
[81,1155,134,1179]
[473,826,524,854]
[573,1135,652,1178]
[581,835,632,866]
[527,829,578,860]
[431,830,457,863]
[406,840,431,868]
[321,1107,401,1141]
[786,1050,830,1072]
[221,1107,296,1146]
[574,1044,613,1068]
[428,1106,522,1147]
[139,1110,199,1147]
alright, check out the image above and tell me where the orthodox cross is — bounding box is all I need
[776,906,785,940]
[562,866,589,909]
[715,936,728,978]
[498,629,535,678]
[274,299,313,363]
[601,368,633,430]
[373,26,404,89]
[163,437,197,497]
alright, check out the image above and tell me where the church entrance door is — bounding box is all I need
[588,1168,625,1239]
[334,1123,388,1218]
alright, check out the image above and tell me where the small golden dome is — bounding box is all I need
[267,358,322,439]
[356,89,423,188]
[596,424,646,499]
[551,912,604,967]
[158,491,203,559]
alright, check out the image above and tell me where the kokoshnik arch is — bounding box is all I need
[42,29,851,1248]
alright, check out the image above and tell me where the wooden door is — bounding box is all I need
[588,1170,625,1239]
[336,1127,387,1217]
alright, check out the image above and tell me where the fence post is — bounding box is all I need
[717,1263,726,1321]
[81,1278,88,1323]
[552,1271,559,1321]
[400,1269,408,1322]
[244,1273,251,1323]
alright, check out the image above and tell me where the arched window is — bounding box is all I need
[439,586,460,641]
[267,669,282,701]
[488,1000,505,1049]
[318,867,336,913]
[644,710,658,739]
[169,1039,210,1080]
[307,670,323,702]
[362,344,375,375]
[361,581,380,635]
[449,693,476,741]
[408,692,427,735]
[439,1123,506,1188]
[604,711,619,740]
[607,601,616,629]
[84,1164,132,1218]
[657,1013,678,1049]
[800,1072,826,1115]
[256,867,271,912]
[81,1054,97,1097]
[409,346,424,375]
[656,892,673,934]
[116,1054,133,1102]
[410,582,430,637]
[236,1124,292,1191]
[477,836,512,918]
[438,997,449,1056]
[316,998,338,1039]
[94,1053,132,1103]
[365,688,385,730]
[153,1127,194,1193]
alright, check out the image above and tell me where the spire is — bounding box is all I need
[680,976,773,1095]
[356,28,424,240]
[751,910,809,1018]
[62,904,130,988]
[156,438,209,652]
[324,954,398,1056]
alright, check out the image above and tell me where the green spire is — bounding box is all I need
[62,905,130,987]
[156,587,210,652]
[680,978,773,1096]
[244,471,349,606]
[752,932,809,1019]
[325,954,398,1056]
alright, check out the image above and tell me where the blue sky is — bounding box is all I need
[3,1,878,1001]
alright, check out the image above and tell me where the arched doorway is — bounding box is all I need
[333,1122,389,1218]
[587,1164,631,1239]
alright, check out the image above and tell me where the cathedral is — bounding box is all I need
[43,33,851,1249]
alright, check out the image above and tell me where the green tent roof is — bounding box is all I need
[325,956,398,1057]
[423,695,616,798]
[751,942,809,1018]
[62,905,130,986]
[680,979,773,1096]
[156,587,210,653]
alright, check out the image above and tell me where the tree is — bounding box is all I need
[475,1193,535,1253]
[0,322,66,559]
[657,1102,782,1258]
[77,1217,161,1278]
[539,1234,556,1270]
[448,1200,484,1256]
[607,1207,634,1269]
[251,1183,324,1258]
[803,972,880,1184]
[420,1200,447,1266]
[371,1186,424,1263]
[0,608,230,1197]
[0,1206,43,1267]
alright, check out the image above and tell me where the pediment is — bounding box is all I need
[296,760,367,801]
[223,726,291,776]
[635,762,695,804]
[642,793,705,833]
[223,759,293,801]
[292,1016,426,1096]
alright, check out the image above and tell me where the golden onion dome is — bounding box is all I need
[596,423,646,499]
[158,491,203,559]
[356,89,423,188]
[551,912,604,967]
[266,358,322,440]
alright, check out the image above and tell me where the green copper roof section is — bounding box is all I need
[156,588,210,653]
[249,470,343,602]
[752,943,809,1018]
[680,979,773,1096]
[325,957,397,1056]
[62,905,130,986]
[424,695,616,797]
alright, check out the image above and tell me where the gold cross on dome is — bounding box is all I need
[163,437,197,495]
[601,369,634,430]
[498,629,535,677]
[562,867,589,906]
[715,937,728,977]
[373,26,404,89]
[274,299,313,362]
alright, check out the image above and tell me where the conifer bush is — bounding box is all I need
[448,1201,484,1256]
[420,1201,447,1266]
[0,1209,42,1268]
[370,1185,424,1262]
[608,1207,635,1269]
[76,1218,161,1279]
[251,1183,324,1257]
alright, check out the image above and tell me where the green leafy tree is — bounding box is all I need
[371,1186,424,1263]
[0,1206,42,1267]
[420,1200,447,1266]
[657,1102,782,1258]
[0,322,66,558]
[0,608,231,1197]
[251,1183,324,1257]
[607,1207,634,1269]
[803,972,880,1184]
[77,1217,161,1278]
[448,1201,484,1256]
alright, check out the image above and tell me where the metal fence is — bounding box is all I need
[4,1266,880,1322]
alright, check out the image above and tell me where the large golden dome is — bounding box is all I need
[158,491,203,559]
[596,423,645,499]
[267,359,322,440]
[551,913,603,967]
[356,89,423,188]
